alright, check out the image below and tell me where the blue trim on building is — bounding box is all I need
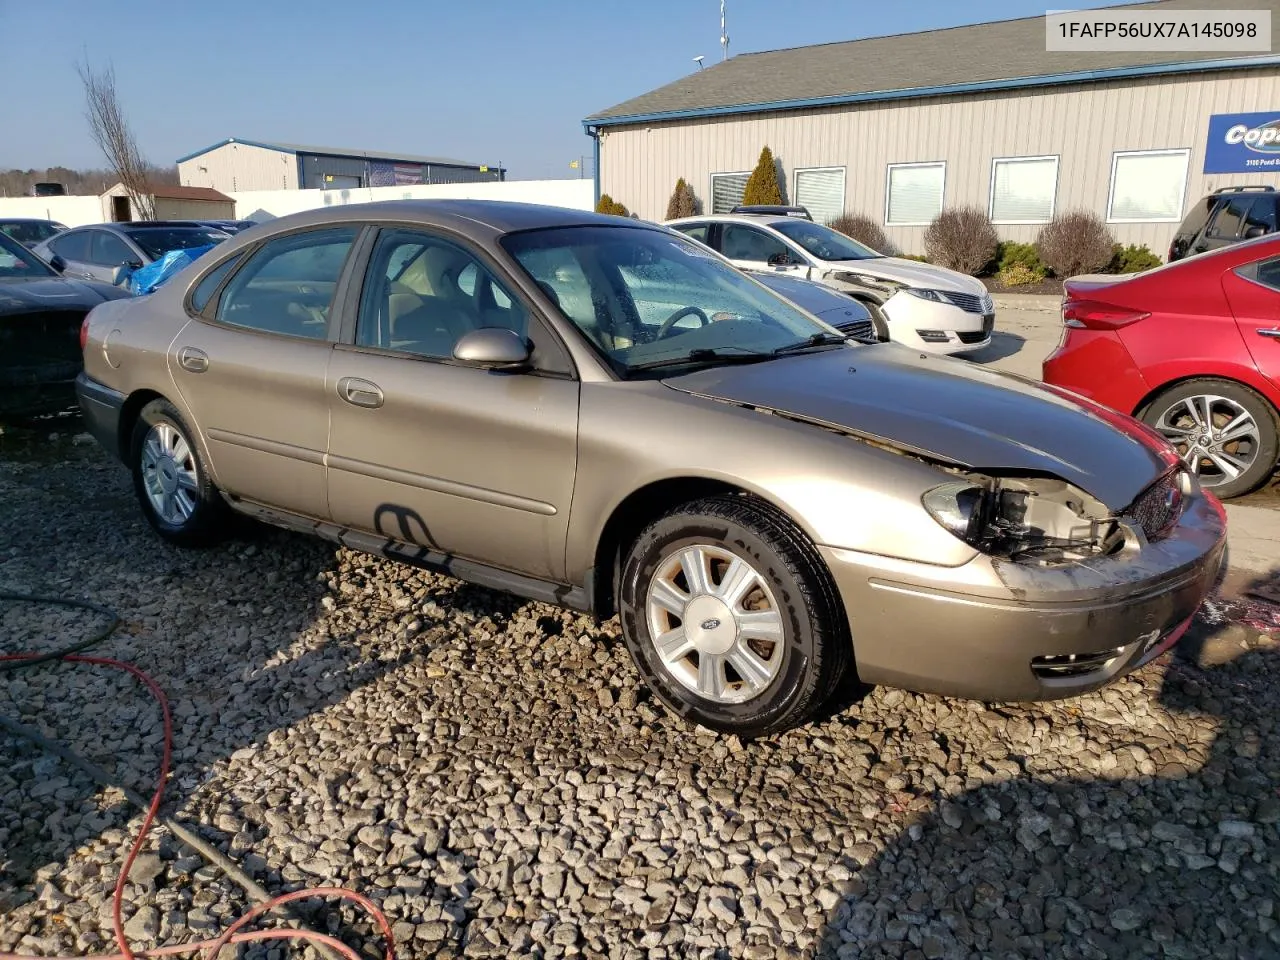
[590,128,601,208]
[583,55,1280,128]
[174,138,295,164]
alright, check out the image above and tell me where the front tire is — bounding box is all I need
[617,495,850,737]
[1141,379,1278,499]
[130,398,226,547]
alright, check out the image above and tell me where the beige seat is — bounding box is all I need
[388,245,476,355]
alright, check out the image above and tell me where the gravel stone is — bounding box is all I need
[1,431,1278,960]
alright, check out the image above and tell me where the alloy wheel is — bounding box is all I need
[644,543,785,704]
[140,422,199,526]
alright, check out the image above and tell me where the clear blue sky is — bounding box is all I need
[1,0,1135,180]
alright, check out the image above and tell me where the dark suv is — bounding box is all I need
[1168,185,1278,262]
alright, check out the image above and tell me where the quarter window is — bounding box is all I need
[190,253,245,313]
[710,172,750,214]
[1237,255,1280,291]
[886,162,946,226]
[215,227,357,339]
[1107,149,1190,222]
[989,156,1059,223]
[356,229,528,359]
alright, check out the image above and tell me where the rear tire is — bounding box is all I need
[130,399,227,547]
[1140,379,1278,500]
[617,495,850,737]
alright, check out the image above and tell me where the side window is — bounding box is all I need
[1208,197,1255,240]
[49,231,90,262]
[356,230,528,359]
[720,224,790,264]
[671,223,710,245]
[1247,199,1278,235]
[190,253,245,313]
[89,231,136,267]
[1239,255,1280,291]
[215,227,357,339]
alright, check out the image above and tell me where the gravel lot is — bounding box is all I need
[2,426,1279,960]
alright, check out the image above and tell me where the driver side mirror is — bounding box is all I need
[767,252,794,267]
[49,254,66,273]
[1244,225,1269,240]
[452,327,531,370]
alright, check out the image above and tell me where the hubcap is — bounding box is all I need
[644,543,785,705]
[1154,395,1260,488]
[140,422,199,526]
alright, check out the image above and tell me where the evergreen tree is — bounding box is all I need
[742,147,783,205]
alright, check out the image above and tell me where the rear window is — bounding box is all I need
[0,221,62,246]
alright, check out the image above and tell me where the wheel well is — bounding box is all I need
[1132,375,1280,424]
[117,389,164,460]
[591,478,748,618]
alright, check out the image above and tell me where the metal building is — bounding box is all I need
[585,0,1280,254]
[177,138,504,194]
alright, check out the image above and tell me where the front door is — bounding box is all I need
[168,226,361,519]
[717,222,810,279]
[325,227,579,581]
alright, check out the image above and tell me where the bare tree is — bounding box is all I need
[77,58,155,219]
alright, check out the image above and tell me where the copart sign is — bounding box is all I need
[1205,112,1280,173]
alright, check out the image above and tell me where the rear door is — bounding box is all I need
[169,226,362,519]
[1223,251,1280,393]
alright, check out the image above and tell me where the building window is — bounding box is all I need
[1107,149,1191,223]
[885,162,945,226]
[710,171,751,213]
[989,156,1059,223]
[793,167,846,224]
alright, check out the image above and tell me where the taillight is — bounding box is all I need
[1061,299,1150,330]
[79,315,90,352]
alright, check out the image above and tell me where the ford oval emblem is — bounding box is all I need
[700,618,722,630]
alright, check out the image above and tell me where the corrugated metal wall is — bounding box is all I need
[598,68,1280,254]
[178,143,298,193]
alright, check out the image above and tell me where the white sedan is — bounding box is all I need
[667,213,994,355]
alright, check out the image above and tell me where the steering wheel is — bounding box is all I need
[655,305,711,339]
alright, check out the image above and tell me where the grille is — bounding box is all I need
[835,318,876,342]
[938,290,994,314]
[1124,470,1184,541]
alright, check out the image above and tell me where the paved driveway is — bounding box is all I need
[967,295,1280,582]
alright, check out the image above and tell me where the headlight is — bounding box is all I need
[904,287,946,303]
[922,476,1125,563]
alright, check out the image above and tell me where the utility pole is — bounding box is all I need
[721,0,729,61]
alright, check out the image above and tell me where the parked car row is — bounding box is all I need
[72,199,1226,735]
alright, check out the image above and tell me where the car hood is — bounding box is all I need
[661,345,1174,509]
[0,276,124,316]
[818,257,987,294]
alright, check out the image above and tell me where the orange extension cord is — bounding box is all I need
[0,651,398,960]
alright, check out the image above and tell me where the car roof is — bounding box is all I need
[667,213,805,229]
[0,217,61,224]
[250,199,656,237]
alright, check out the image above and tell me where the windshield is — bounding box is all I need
[0,221,64,246]
[0,231,56,279]
[502,225,845,375]
[123,226,231,260]
[772,219,882,261]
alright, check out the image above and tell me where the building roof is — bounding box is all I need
[104,183,234,202]
[586,0,1280,126]
[175,137,491,169]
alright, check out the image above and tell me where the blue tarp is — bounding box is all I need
[126,244,217,296]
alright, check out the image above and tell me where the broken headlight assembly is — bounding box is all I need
[922,476,1130,564]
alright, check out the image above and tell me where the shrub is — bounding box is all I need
[995,241,1045,275]
[1107,242,1162,274]
[898,254,930,262]
[665,178,699,219]
[1035,210,1115,278]
[595,194,630,217]
[742,146,783,206]
[828,213,889,253]
[922,206,999,275]
[996,263,1044,287]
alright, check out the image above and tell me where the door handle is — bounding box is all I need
[1257,328,1280,340]
[337,376,384,409]
[177,347,209,373]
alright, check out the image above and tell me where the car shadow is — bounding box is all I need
[958,331,1027,365]
[0,440,420,907]
[810,607,1280,959]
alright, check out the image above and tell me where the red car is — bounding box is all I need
[1043,234,1280,499]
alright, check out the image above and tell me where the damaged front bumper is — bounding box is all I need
[819,487,1227,702]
